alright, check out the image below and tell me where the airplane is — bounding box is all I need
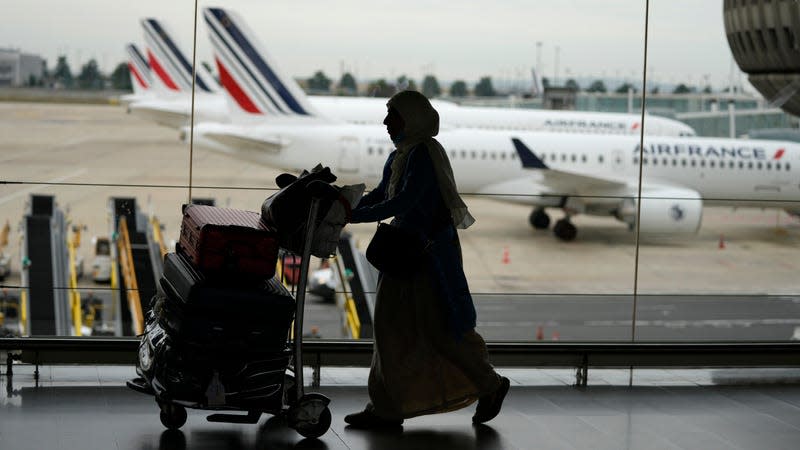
[186,6,799,241]
[127,15,697,137]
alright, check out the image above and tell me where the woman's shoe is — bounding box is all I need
[344,409,404,429]
[472,376,510,424]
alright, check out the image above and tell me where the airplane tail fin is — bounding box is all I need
[141,18,219,94]
[203,7,320,121]
[125,43,151,95]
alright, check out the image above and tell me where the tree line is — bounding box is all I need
[305,70,497,98]
[546,77,715,95]
[309,71,718,97]
[31,56,132,90]
[34,54,720,97]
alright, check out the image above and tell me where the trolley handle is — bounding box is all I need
[292,180,338,401]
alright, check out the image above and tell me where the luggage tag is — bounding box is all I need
[205,371,226,406]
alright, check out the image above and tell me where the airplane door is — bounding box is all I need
[337,137,360,174]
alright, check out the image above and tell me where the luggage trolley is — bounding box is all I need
[127,186,333,439]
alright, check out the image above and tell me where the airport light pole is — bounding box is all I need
[554,45,560,87]
[536,41,542,81]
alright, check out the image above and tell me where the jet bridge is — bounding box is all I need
[109,197,166,336]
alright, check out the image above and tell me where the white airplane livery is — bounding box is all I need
[140,18,219,95]
[119,43,153,107]
[187,7,799,241]
[127,12,696,137]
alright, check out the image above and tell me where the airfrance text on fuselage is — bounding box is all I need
[635,143,783,160]
[544,119,627,130]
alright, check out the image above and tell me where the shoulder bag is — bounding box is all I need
[366,222,428,277]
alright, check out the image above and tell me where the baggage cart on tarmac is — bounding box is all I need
[127,182,338,439]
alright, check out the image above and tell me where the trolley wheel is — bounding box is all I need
[287,393,331,439]
[293,406,331,439]
[158,402,187,430]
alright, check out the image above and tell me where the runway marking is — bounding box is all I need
[0,168,89,206]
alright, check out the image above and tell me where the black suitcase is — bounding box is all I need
[162,252,293,310]
[153,290,293,352]
[157,253,295,351]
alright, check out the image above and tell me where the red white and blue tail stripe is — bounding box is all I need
[203,7,316,117]
[141,18,218,94]
[125,43,151,94]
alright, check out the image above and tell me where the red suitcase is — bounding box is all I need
[179,204,279,278]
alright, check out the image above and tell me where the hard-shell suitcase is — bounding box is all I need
[153,287,295,352]
[161,252,292,310]
[158,252,295,351]
[179,204,279,279]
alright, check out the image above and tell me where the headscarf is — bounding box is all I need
[386,90,475,229]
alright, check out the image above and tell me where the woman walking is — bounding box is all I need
[344,90,509,429]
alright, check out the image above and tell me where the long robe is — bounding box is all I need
[351,144,501,419]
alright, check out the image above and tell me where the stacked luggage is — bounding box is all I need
[135,205,299,421]
[128,167,363,438]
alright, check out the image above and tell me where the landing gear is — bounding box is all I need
[529,208,551,229]
[553,218,577,241]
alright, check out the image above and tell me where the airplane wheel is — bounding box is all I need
[529,208,551,229]
[553,219,577,242]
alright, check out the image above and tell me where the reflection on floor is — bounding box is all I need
[2,364,800,449]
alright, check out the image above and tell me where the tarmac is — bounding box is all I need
[1,101,799,341]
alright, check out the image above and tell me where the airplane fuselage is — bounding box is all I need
[133,93,697,137]
[191,122,800,211]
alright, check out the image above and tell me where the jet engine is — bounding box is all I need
[614,187,703,234]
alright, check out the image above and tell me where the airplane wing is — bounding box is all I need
[511,138,628,194]
[129,105,190,129]
[203,132,288,154]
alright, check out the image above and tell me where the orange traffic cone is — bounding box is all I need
[501,246,510,264]
[536,326,544,341]
[718,234,726,249]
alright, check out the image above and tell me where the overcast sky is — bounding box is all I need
[3,0,743,90]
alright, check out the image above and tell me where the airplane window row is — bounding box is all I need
[633,157,792,171]
[365,146,519,162]
[540,153,599,164]
[449,150,518,161]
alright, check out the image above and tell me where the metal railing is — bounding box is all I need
[2,337,799,387]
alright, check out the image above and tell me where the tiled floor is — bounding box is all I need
[2,364,800,449]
